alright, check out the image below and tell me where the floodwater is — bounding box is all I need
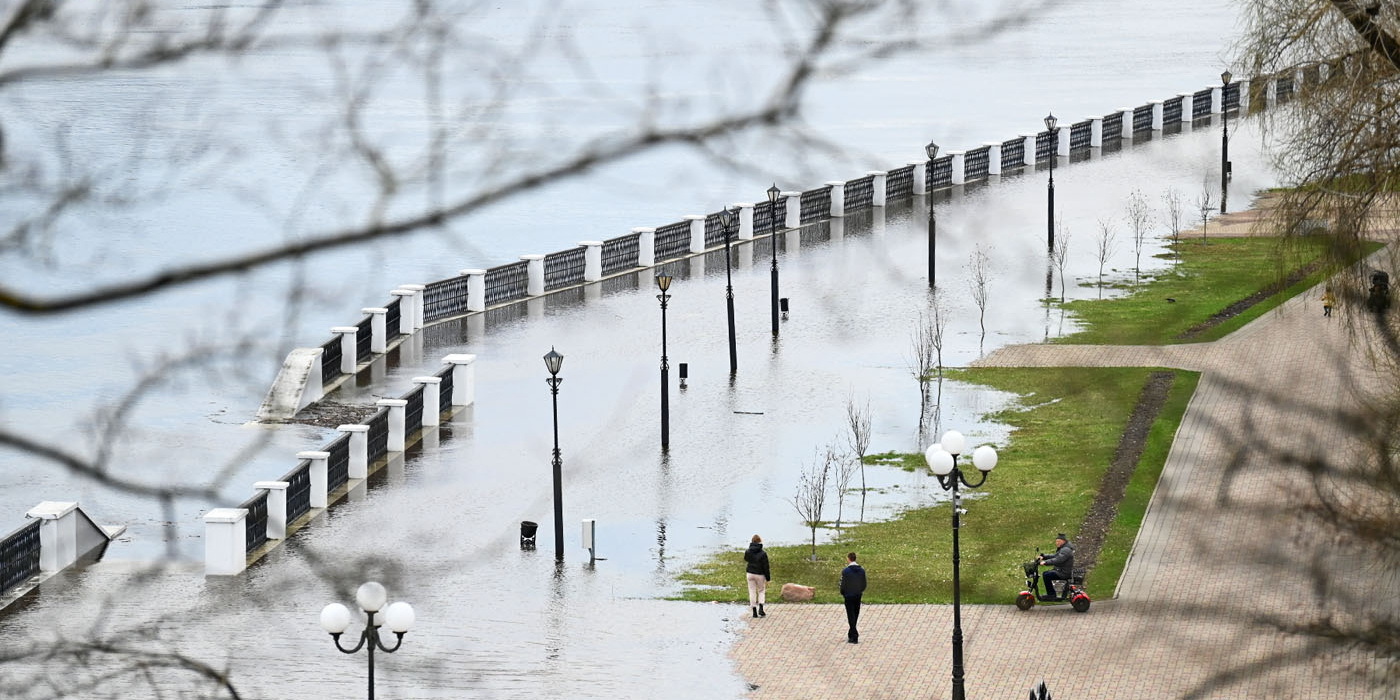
[0,0,1280,697]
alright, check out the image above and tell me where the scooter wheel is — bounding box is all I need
[1015,593,1035,610]
[1071,595,1091,613]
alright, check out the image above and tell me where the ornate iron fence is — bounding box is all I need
[1001,138,1025,171]
[1163,96,1183,124]
[484,260,529,306]
[238,490,269,553]
[0,520,40,597]
[963,147,990,181]
[1102,111,1123,141]
[320,337,342,386]
[704,212,729,248]
[1192,88,1213,119]
[327,433,350,493]
[405,385,424,435]
[1132,104,1153,132]
[356,316,372,360]
[799,186,832,223]
[385,298,402,336]
[886,165,914,199]
[544,247,586,292]
[1224,81,1240,112]
[753,199,779,234]
[654,221,691,262]
[423,276,469,323]
[601,232,640,275]
[1275,74,1294,99]
[281,460,313,524]
[929,155,953,188]
[1035,131,1055,161]
[844,175,874,211]
[1069,121,1091,151]
[367,408,389,463]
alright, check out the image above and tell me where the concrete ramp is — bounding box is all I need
[256,348,324,421]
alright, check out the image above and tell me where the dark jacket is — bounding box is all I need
[840,563,867,598]
[1042,541,1075,577]
[744,542,771,580]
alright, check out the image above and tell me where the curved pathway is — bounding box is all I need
[730,238,1391,697]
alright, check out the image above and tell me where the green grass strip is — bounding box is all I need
[674,367,1199,605]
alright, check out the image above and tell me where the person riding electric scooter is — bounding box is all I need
[1038,534,1074,601]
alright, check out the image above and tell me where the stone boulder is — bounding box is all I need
[780,583,815,602]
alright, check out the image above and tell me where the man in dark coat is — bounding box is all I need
[1038,534,1075,600]
[839,552,867,643]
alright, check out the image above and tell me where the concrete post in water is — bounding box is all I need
[1056,124,1070,156]
[949,152,965,186]
[362,308,388,354]
[1088,118,1102,148]
[1020,134,1035,166]
[870,171,887,207]
[26,501,77,572]
[685,215,706,253]
[442,354,477,406]
[782,192,801,228]
[1118,109,1133,139]
[338,424,370,479]
[1150,100,1164,130]
[400,283,426,328]
[298,450,331,508]
[635,227,656,267]
[413,376,442,427]
[332,326,358,375]
[460,270,486,313]
[522,255,545,297]
[581,242,602,282]
[910,161,927,195]
[1212,87,1222,114]
[736,203,754,239]
[203,508,247,576]
[827,182,845,217]
[986,142,1002,176]
[253,481,289,540]
[389,290,415,333]
[1238,78,1251,112]
[377,399,407,452]
[1179,93,1193,123]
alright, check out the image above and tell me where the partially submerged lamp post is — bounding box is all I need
[319,582,416,700]
[767,184,782,337]
[1044,112,1059,252]
[718,206,739,375]
[925,140,939,289]
[925,431,999,700]
[544,346,565,562]
[656,272,673,450]
[1221,69,1233,214]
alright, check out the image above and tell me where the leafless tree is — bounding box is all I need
[1162,186,1185,246]
[1095,217,1118,296]
[1195,183,1216,244]
[1126,188,1152,279]
[844,395,873,522]
[1052,221,1071,302]
[830,442,860,530]
[909,294,947,443]
[968,244,991,343]
[790,448,833,561]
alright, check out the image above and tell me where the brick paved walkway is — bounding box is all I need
[731,222,1394,697]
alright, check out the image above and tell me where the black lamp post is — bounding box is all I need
[1044,113,1058,251]
[925,140,939,289]
[656,272,673,450]
[767,184,782,337]
[1220,69,1233,214]
[319,582,416,700]
[544,347,565,562]
[718,206,739,374]
[925,431,999,700]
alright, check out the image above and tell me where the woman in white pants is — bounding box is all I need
[744,534,771,618]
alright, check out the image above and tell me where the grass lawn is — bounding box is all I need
[674,367,1198,605]
[1058,236,1381,344]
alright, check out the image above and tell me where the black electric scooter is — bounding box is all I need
[1016,550,1090,612]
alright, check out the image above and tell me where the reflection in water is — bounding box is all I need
[545,563,567,663]
[655,452,673,576]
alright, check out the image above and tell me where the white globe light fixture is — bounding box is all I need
[972,445,998,472]
[322,582,415,699]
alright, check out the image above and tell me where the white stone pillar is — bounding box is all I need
[1056,125,1071,156]
[389,290,415,333]
[339,424,370,479]
[910,161,927,195]
[736,203,754,239]
[442,354,477,406]
[254,481,289,540]
[298,450,330,508]
[362,308,388,354]
[986,143,1003,176]
[1212,87,1223,114]
[413,376,442,427]
[400,283,426,329]
[1238,79,1251,112]
[1179,93,1193,123]
[870,171,887,207]
[522,255,545,297]
[26,501,77,572]
[1089,118,1102,147]
[1021,134,1036,165]
[949,152,965,185]
[1295,66,1306,93]
[460,270,486,313]
[581,242,603,282]
[332,326,358,374]
[377,399,407,452]
[685,215,706,253]
[782,192,801,228]
[635,227,656,267]
[1118,109,1133,139]
[203,508,247,576]
[826,182,845,217]
[1150,100,1164,130]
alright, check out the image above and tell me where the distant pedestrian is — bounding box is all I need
[744,535,771,619]
[840,551,866,644]
[1322,287,1335,317]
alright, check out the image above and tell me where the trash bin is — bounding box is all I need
[520,521,538,549]
[1369,270,1391,314]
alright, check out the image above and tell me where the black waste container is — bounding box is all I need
[1370,270,1392,313]
[520,521,538,549]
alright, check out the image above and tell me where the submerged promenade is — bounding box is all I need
[731,203,1397,698]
